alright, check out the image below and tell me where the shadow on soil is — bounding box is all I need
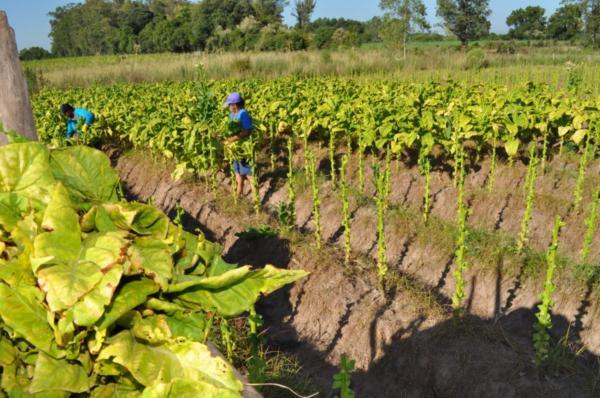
[258,284,599,398]
[247,245,600,398]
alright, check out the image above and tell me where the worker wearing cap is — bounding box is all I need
[60,104,94,138]
[224,92,255,198]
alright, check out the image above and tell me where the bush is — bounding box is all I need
[19,46,52,61]
[231,57,252,73]
[464,48,489,69]
[314,27,336,49]
[496,41,517,54]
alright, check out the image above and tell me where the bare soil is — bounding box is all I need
[107,146,600,398]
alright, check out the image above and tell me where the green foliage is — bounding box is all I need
[306,151,322,249]
[517,144,539,255]
[506,6,547,40]
[329,128,337,186]
[580,189,600,263]
[276,201,295,229]
[572,130,592,213]
[464,48,489,69]
[292,0,317,29]
[487,125,498,192]
[420,156,432,222]
[533,215,563,366]
[332,354,356,398]
[19,46,53,61]
[48,0,296,56]
[236,225,278,240]
[33,78,598,182]
[286,136,297,225]
[547,4,584,40]
[0,142,307,397]
[451,151,469,315]
[436,0,491,46]
[373,161,388,286]
[378,0,429,57]
[340,154,352,265]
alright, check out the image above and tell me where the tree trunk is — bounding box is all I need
[0,11,37,145]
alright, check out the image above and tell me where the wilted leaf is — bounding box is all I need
[37,261,103,313]
[128,238,173,290]
[73,266,123,327]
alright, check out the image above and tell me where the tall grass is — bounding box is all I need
[25,46,600,92]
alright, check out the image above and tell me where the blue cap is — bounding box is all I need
[224,92,243,107]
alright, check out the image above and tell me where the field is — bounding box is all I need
[15,46,600,396]
[23,44,600,91]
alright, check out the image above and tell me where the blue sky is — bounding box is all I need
[3,0,562,51]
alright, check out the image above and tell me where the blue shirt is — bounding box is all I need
[229,109,253,131]
[66,108,94,138]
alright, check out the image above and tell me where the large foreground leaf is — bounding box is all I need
[97,331,184,387]
[32,183,81,270]
[177,265,308,316]
[97,279,159,330]
[37,261,103,313]
[0,143,54,203]
[128,238,173,290]
[29,352,90,394]
[0,192,29,232]
[139,378,241,398]
[73,266,124,327]
[49,146,119,206]
[98,332,242,396]
[0,283,63,358]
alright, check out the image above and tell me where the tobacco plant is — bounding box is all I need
[517,144,538,255]
[286,136,296,225]
[419,151,432,222]
[373,162,388,286]
[573,133,592,213]
[488,125,498,192]
[580,189,600,263]
[332,354,356,398]
[358,138,366,194]
[533,215,563,366]
[451,150,469,315]
[329,128,337,186]
[0,142,308,397]
[340,154,351,265]
[307,151,322,249]
[250,142,261,215]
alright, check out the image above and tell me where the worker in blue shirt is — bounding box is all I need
[224,92,254,198]
[60,104,94,138]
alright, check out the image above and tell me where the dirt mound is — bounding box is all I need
[109,147,599,397]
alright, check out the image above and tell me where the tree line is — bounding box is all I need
[17,0,600,60]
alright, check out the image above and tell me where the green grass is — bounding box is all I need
[23,44,600,93]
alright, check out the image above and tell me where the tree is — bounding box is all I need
[506,6,546,39]
[19,46,52,61]
[566,0,600,45]
[252,0,288,25]
[436,0,491,47]
[292,0,316,29]
[547,4,583,40]
[379,0,429,59]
